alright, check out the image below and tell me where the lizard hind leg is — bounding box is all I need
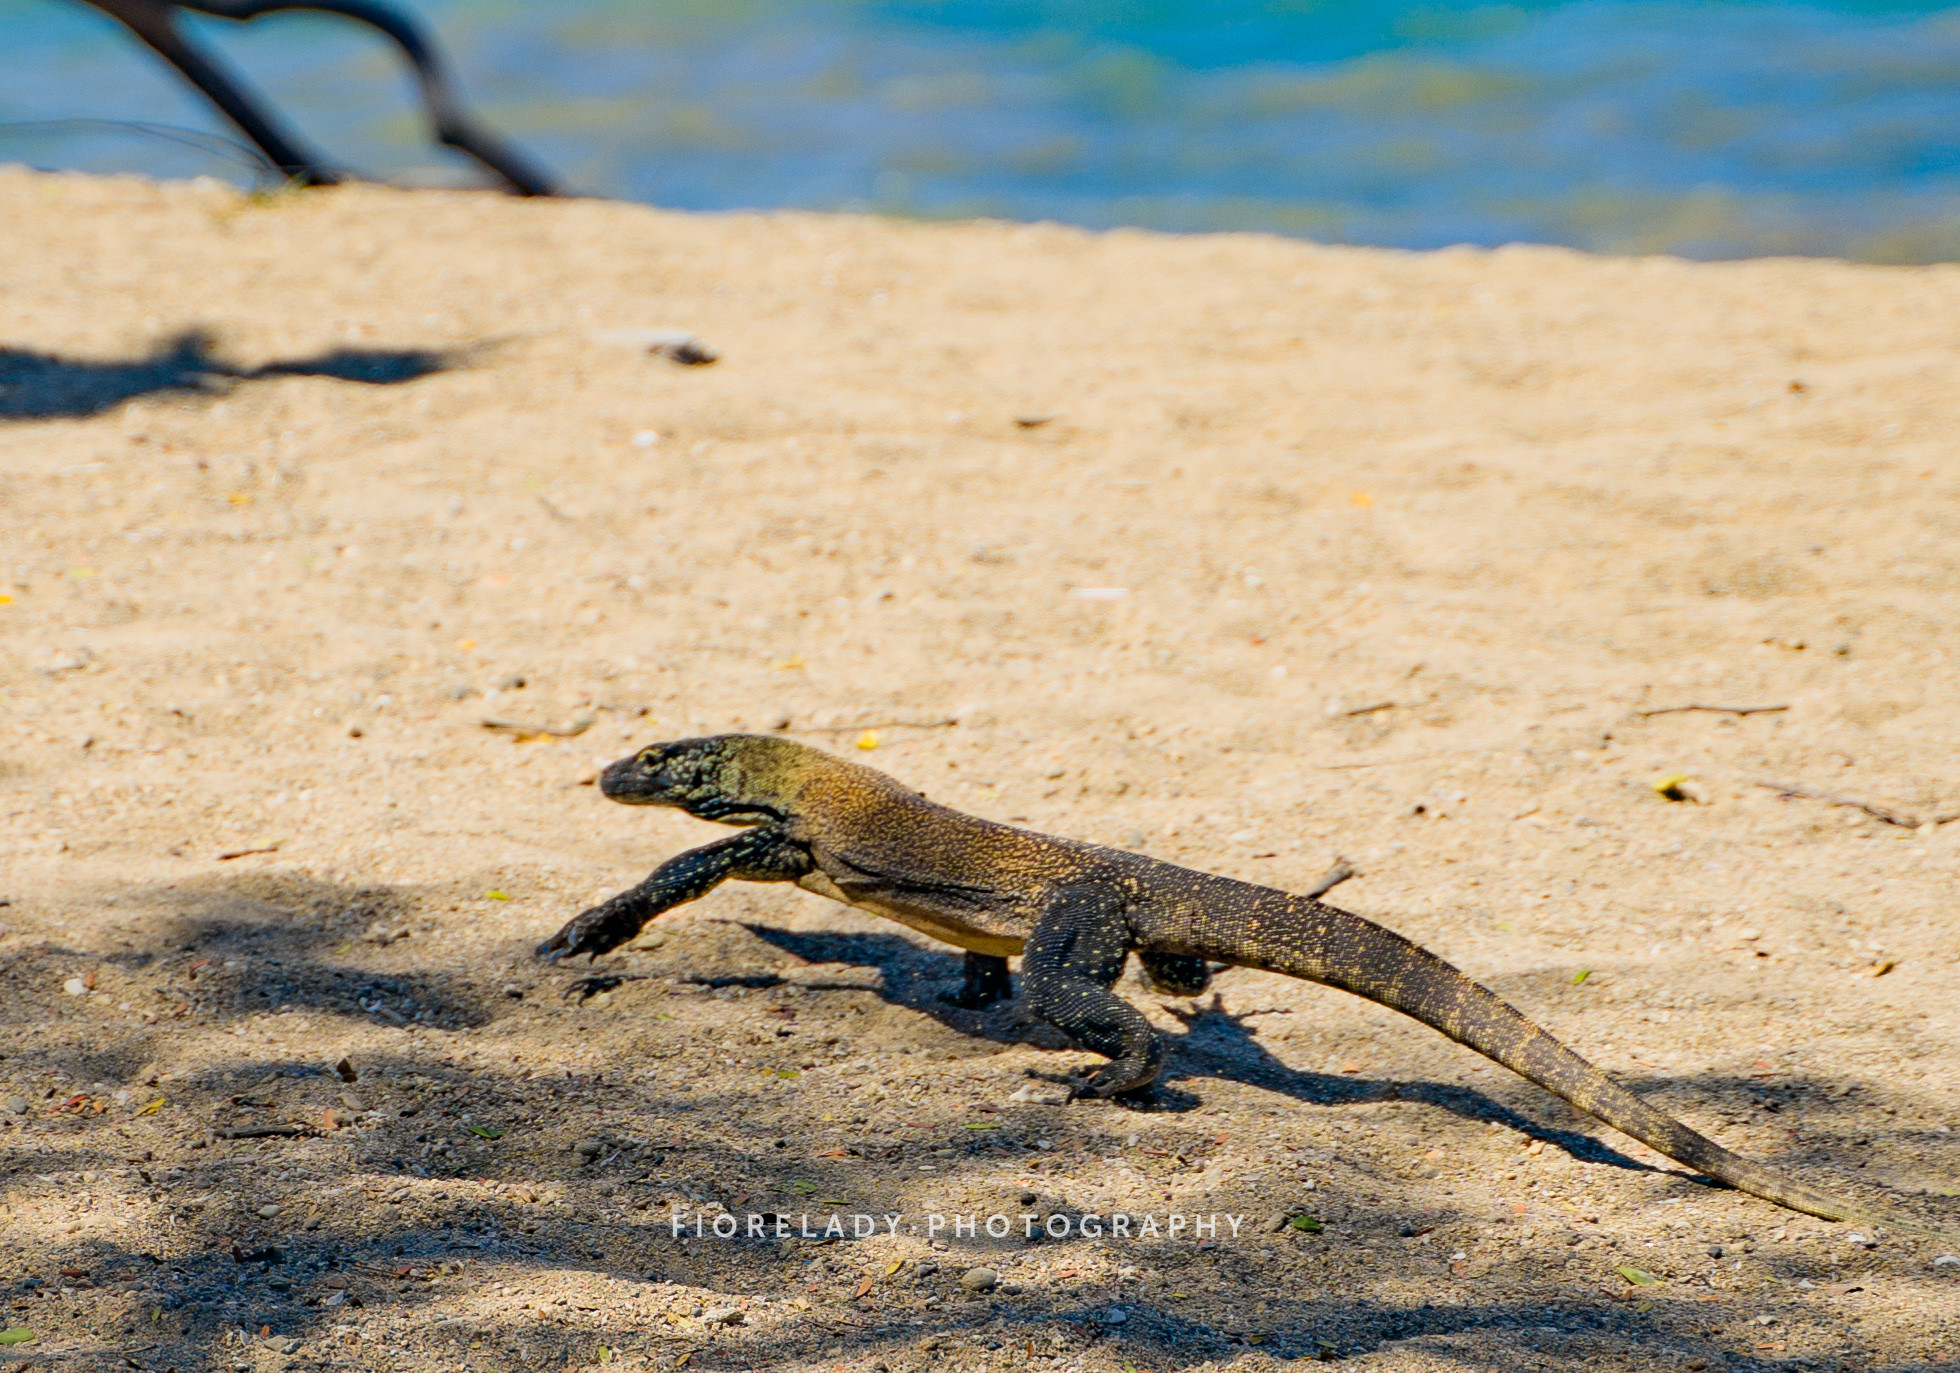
[941,951,1015,1009]
[1022,885,1164,1098]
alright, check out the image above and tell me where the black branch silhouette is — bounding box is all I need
[71,0,555,194]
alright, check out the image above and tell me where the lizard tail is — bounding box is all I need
[1185,892,1946,1237]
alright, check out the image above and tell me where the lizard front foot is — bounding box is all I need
[536,900,644,963]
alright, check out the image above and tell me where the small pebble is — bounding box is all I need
[1706,1244,1724,1259]
[503,984,524,999]
[257,1204,282,1218]
[1104,1307,1128,1324]
[5,1097,27,1115]
[1008,1083,1069,1106]
[63,977,87,997]
[960,1267,998,1292]
[574,1139,604,1160]
[1933,1255,1959,1267]
[339,1093,366,1113]
[1018,1191,1038,1206]
[703,1306,746,1326]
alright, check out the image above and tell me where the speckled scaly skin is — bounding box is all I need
[539,734,1949,1236]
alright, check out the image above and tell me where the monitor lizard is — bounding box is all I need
[538,733,1951,1237]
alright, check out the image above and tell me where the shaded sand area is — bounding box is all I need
[1,169,1957,1371]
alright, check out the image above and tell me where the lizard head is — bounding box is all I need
[598,734,810,824]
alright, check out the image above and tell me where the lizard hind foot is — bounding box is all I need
[1070,1054,1164,1099]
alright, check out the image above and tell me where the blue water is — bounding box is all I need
[8,1,1960,260]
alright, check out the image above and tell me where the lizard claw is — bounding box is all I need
[535,901,643,963]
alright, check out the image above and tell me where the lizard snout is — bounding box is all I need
[598,754,667,803]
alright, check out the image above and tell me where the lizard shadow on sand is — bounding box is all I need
[0,328,448,420]
[730,920,1951,1200]
[739,924,1652,1174]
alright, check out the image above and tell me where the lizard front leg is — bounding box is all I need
[537,824,808,962]
[1021,884,1163,1097]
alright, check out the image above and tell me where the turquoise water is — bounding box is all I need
[8,1,1960,259]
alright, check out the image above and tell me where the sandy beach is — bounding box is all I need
[1,168,1956,1371]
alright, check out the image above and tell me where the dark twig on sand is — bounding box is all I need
[215,1124,306,1139]
[1755,780,1960,829]
[1305,858,1356,900]
[1637,704,1789,718]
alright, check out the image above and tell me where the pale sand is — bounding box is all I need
[0,168,1956,1370]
